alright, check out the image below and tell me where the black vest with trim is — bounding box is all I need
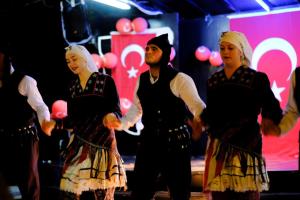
[0,71,36,129]
[294,67,300,111]
[137,66,188,131]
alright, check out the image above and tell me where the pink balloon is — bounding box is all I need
[103,52,118,69]
[131,17,148,33]
[91,54,102,69]
[195,46,211,61]
[116,18,132,33]
[209,51,223,66]
[170,47,176,61]
[51,100,67,119]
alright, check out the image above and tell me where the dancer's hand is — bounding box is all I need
[261,118,281,136]
[41,119,56,136]
[103,113,121,129]
[188,117,204,141]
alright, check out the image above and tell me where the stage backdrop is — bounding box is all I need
[230,10,300,171]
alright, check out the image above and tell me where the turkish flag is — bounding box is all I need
[111,33,155,114]
[230,11,300,170]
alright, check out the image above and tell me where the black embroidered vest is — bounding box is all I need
[137,66,188,131]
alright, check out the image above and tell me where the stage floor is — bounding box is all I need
[120,155,300,200]
[36,154,299,200]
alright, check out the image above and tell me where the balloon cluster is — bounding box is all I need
[116,17,148,33]
[90,17,149,70]
[195,45,223,67]
[92,52,118,69]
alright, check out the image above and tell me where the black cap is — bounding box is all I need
[147,33,172,51]
[147,33,172,66]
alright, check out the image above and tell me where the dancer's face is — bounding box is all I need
[145,44,163,66]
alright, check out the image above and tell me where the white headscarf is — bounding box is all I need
[219,31,253,67]
[65,45,98,72]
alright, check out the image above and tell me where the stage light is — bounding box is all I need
[92,0,131,10]
[255,0,270,12]
[227,6,300,19]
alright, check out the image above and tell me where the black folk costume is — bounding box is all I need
[60,72,126,195]
[201,66,282,192]
[118,33,205,200]
[0,71,41,200]
[120,33,206,200]
[132,65,192,200]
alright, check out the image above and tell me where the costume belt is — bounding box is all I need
[167,124,188,133]
[0,123,37,136]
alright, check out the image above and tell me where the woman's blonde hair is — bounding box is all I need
[65,45,98,72]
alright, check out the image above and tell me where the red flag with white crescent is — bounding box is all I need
[111,33,155,114]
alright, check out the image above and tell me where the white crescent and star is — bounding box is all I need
[252,37,297,102]
[120,43,145,79]
[127,66,139,78]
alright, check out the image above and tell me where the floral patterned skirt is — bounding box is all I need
[203,137,269,192]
